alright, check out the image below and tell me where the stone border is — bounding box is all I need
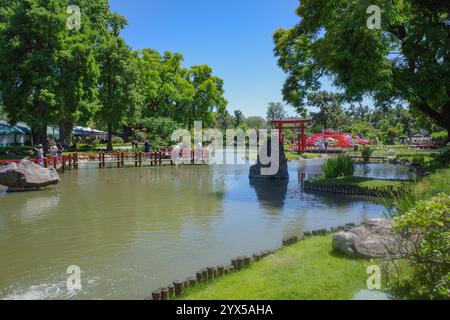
[144,222,361,300]
[304,183,402,197]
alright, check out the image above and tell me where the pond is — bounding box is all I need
[0,159,406,300]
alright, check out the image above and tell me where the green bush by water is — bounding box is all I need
[387,194,450,300]
[322,154,355,178]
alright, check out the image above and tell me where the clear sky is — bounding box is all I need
[109,0,300,118]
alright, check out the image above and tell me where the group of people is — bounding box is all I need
[33,138,63,167]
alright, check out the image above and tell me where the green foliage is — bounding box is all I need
[307,91,350,130]
[136,49,227,129]
[360,146,373,164]
[431,131,448,143]
[274,0,450,138]
[266,102,287,121]
[430,146,450,170]
[135,117,182,147]
[0,0,67,144]
[244,116,267,131]
[322,154,355,178]
[390,194,450,300]
[96,34,142,150]
[111,136,124,145]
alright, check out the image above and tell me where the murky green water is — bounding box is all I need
[0,160,409,300]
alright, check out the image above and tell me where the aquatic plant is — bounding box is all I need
[322,154,355,178]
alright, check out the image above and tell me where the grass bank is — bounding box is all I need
[179,236,370,300]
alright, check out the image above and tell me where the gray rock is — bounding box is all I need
[249,139,289,179]
[0,160,60,191]
[332,218,399,258]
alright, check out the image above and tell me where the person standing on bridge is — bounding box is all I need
[34,144,44,167]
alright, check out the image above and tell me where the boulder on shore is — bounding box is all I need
[249,139,289,180]
[332,219,400,258]
[0,160,60,192]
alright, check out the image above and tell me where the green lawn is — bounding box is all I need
[179,236,371,300]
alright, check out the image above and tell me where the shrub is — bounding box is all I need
[322,154,355,178]
[389,194,450,299]
[430,146,450,170]
[431,131,448,144]
[112,136,124,145]
[360,146,373,164]
[135,117,182,147]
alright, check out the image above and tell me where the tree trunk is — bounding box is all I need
[59,116,74,146]
[32,125,48,153]
[107,122,113,151]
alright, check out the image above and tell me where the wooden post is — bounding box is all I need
[188,277,197,287]
[207,266,214,279]
[160,288,169,300]
[74,153,78,170]
[168,284,175,297]
[139,152,142,166]
[154,152,158,166]
[173,281,184,296]
[135,152,138,167]
[159,152,162,165]
[237,256,244,270]
[121,152,124,166]
[62,155,66,171]
[244,256,251,268]
[99,153,102,168]
[68,154,72,170]
[196,271,203,283]
[231,258,238,270]
[217,265,225,276]
[201,269,208,281]
[102,153,105,167]
[151,290,161,300]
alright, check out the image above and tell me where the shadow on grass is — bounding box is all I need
[328,249,371,261]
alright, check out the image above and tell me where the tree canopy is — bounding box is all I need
[274,0,450,136]
[0,0,228,149]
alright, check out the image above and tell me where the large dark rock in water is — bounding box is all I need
[249,139,289,179]
[0,160,60,192]
[332,219,401,258]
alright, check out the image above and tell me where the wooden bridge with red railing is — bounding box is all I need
[0,148,209,172]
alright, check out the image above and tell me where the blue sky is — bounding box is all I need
[109,0,301,118]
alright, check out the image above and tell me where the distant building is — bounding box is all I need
[410,135,432,144]
[0,121,31,146]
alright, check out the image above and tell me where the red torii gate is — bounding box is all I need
[271,119,312,153]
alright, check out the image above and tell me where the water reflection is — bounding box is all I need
[250,179,288,210]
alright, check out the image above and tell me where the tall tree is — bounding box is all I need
[56,0,104,145]
[182,65,227,128]
[266,102,287,122]
[234,110,244,127]
[307,91,350,130]
[97,26,142,150]
[244,116,267,131]
[137,49,227,128]
[274,0,450,138]
[0,0,67,148]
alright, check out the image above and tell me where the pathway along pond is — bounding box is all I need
[0,160,412,299]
